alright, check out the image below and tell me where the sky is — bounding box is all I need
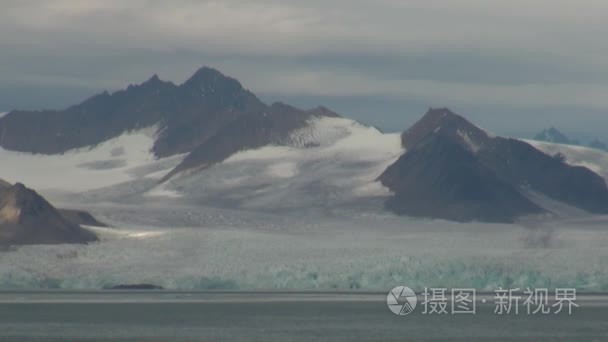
[1,0,607,140]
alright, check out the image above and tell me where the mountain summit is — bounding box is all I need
[400,107,492,153]
[0,66,338,181]
[0,66,265,158]
[380,108,608,222]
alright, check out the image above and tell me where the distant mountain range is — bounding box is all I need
[589,139,608,151]
[533,127,580,145]
[533,127,607,151]
[1,66,608,227]
[0,67,339,183]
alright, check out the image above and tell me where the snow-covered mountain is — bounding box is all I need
[1,67,608,224]
[379,109,542,223]
[2,68,608,290]
[0,68,262,157]
[0,67,338,184]
[0,114,402,216]
[533,127,579,145]
[153,115,402,214]
[532,127,608,152]
[379,108,608,222]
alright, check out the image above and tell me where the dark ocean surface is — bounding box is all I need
[0,291,606,341]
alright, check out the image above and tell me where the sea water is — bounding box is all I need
[0,291,607,341]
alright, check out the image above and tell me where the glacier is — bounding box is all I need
[1,117,608,291]
[1,209,608,291]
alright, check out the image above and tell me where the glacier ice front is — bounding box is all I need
[1,206,607,291]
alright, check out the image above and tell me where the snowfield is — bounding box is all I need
[147,116,403,212]
[0,126,186,195]
[526,140,608,180]
[1,119,608,291]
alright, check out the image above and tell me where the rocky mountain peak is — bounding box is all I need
[1,182,55,224]
[148,74,160,83]
[0,182,98,245]
[181,66,243,92]
[380,109,608,222]
[138,74,167,89]
[402,107,491,154]
[533,127,579,145]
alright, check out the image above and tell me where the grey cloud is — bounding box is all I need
[0,0,607,139]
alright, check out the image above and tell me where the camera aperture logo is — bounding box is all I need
[387,286,417,315]
[386,286,579,316]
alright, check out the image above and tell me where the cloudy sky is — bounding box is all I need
[1,0,607,139]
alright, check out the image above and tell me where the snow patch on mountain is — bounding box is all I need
[143,186,183,199]
[0,112,8,119]
[457,129,481,153]
[0,126,185,193]
[526,139,608,180]
[160,117,402,211]
[288,116,352,147]
[267,162,298,178]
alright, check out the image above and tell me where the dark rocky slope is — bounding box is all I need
[0,67,265,157]
[0,66,339,181]
[161,102,338,181]
[380,108,608,222]
[380,133,544,223]
[0,182,98,245]
[58,209,108,228]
